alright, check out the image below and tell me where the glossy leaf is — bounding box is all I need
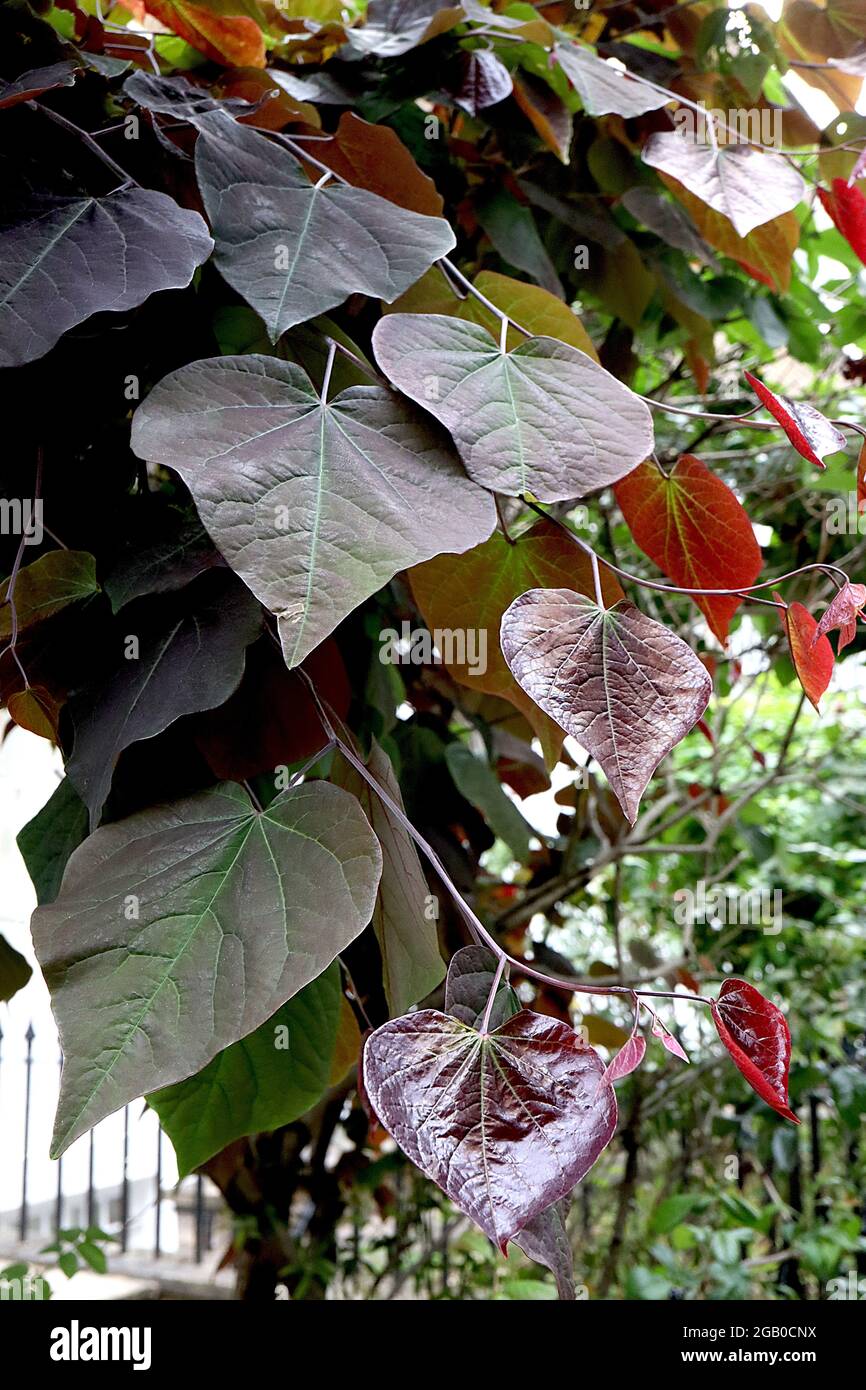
[615,456,762,646]
[745,371,846,469]
[512,1199,575,1301]
[444,945,520,1031]
[601,1032,647,1085]
[775,595,834,709]
[818,178,866,264]
[150,963,343,1176]
[31,779,382,1156]
[642,134,805,239]
[372,314,654,501]
[0,189,213,368]
[409,520,623,768]
[813,581,866,652]
[555,43,670,118]
[130,354,495,668]
[126,0,265,67]
[17,778,89,907]
[67,574,262,826]
[500,590,712,823]
[711,979,798,1123]
[347,0,461,56]
[332,740,445,1016]
[363,1009,617,1249]
[194,112,455,338]
[0,551,98,641]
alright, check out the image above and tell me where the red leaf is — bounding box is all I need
[711,979,798,1123]
[615,455,762,645]
[601,1032,646,1085]
[817,179,866,266]
[651,1017,689,1063]
[774,592,833,709]
[744,371,846,469]
[126,0,266,68]
[812,581,866,653]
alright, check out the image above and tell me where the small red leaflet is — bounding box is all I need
[711,979,798,1123]
[744,371,846,469]
[812,581,866,653]
[651,1016,689,1062]
[817,179,866,266]
[774,593,834,710]
[600,1032,647,1086]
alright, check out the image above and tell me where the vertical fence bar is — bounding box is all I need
[195,1174,204,1264]
[19,1022,35,1241]
[87,1129,95,1229]
[121,1105,130,1253]
[154,1126,162,1259]
[55,1050,63,1235]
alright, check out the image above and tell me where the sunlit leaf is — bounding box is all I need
[642,134,806,239]
[813,580,866,652]
[745,371,846,468]
[711,979,798,1123]
[775,594,834,709]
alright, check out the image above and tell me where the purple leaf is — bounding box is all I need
[512,1198,576,1301]
[451,50,513,116]
[642,133,805,238]
[602,1032,647,1084]
[363,1009,617,1251]
[500,589,712,823]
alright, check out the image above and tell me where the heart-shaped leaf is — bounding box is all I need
[642,134,806,238]
[711,979,798,1123]
[346,0,461,57]
[512,1199,575,1301]
[744,371,846,468]
[194,112,455,339]
[775,594,834,709]
[615,456,763,646]
[372,314,654,501]
[31,779,382,1155]
[500,590,712,822]
[332,740,445,1015]
[0,551,98,641]
[813,580,866,652]
[363,1009,617,1249]
[67,573,262,827]
[818,177,866,264]
[150,962,343,1176]
[410,520,623,767]
[444,945,521,1030]
[0,188,213,368]
[126,0,266,67]
[130,354,495,668]
[451,50,513,116]
[555,42,671,117]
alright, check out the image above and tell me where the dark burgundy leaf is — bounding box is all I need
[812,581,866,653]
[512,1199,575,1301]
[500,589,712,823]
[451,50,513,116]
[711,979,798,1123]
[363,1009,617,1250]
[744,371,846,469]
[444,945,520,1030]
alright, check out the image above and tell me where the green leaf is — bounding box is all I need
[0,934,31,1003]
[651,1193,708,1235]
[31,780,382,1156]
[445,741,533,861]
[332,740,444,1015]
[194,111,455,339]
[0,551,98,641]
[77,1241,107,1275]
[474,188,563,298]
[57,1252,79,1279]
[17,778,89,906]
[151,963,343,1176]
[372,315,654,502]
[130,355,495,668]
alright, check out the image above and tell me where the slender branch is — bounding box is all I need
[27,101,137,187]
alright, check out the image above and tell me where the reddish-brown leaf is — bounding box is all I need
[744,371,846,469]
[600,1032,646,1086]
[813,581,866,652]
[711,979,798,1123]
[774,593,834,709]
[615,455,762,646]
[818,178,866,265]
[126,1,266,68]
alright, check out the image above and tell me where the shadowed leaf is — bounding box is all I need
[0,552,98,641]
[444,945,520,1030]
[512,1199,575,1301]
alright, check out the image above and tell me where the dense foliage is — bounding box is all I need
[2,0,866,1300]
